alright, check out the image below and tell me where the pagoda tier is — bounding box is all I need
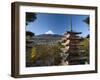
[64,44,84,46]
[67,31,82,34]
[62,34,83,41]
[68,57,88,61]
[67,57,88,65]
[64,31,82,35]
[66,49,85,53]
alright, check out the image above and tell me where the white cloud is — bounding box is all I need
[45,30,54,34]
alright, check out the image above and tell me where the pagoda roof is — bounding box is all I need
[66,38,83,40]
[67,50,85,53]
[65,44,83,46]
[67,31,82,34]
[67,57,88,61]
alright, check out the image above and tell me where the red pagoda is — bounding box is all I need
[60,17,88,65]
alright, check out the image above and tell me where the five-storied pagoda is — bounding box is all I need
[61,16,87,65]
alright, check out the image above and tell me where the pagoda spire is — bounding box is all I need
[70,16,73,32]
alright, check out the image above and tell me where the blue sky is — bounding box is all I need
[26,13,89,37]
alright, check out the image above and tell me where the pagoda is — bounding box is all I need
[60,17,87,65]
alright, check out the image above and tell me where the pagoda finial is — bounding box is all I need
[70,16,73,32]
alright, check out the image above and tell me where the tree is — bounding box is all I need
[29,44,62,66]
[79,37,89,57]
[26,12,37,25]
[83,17,89,25]
[26,31,35,37]
[86,34,89,38]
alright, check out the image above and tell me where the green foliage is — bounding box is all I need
[79,37,89,56]
[34,44,62,65]
[83,17,89,25]
[26,43,62,66]
[31,47,37,59]
[26,47,37,64]
[26,39,66,66]
[26,12,37,25]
